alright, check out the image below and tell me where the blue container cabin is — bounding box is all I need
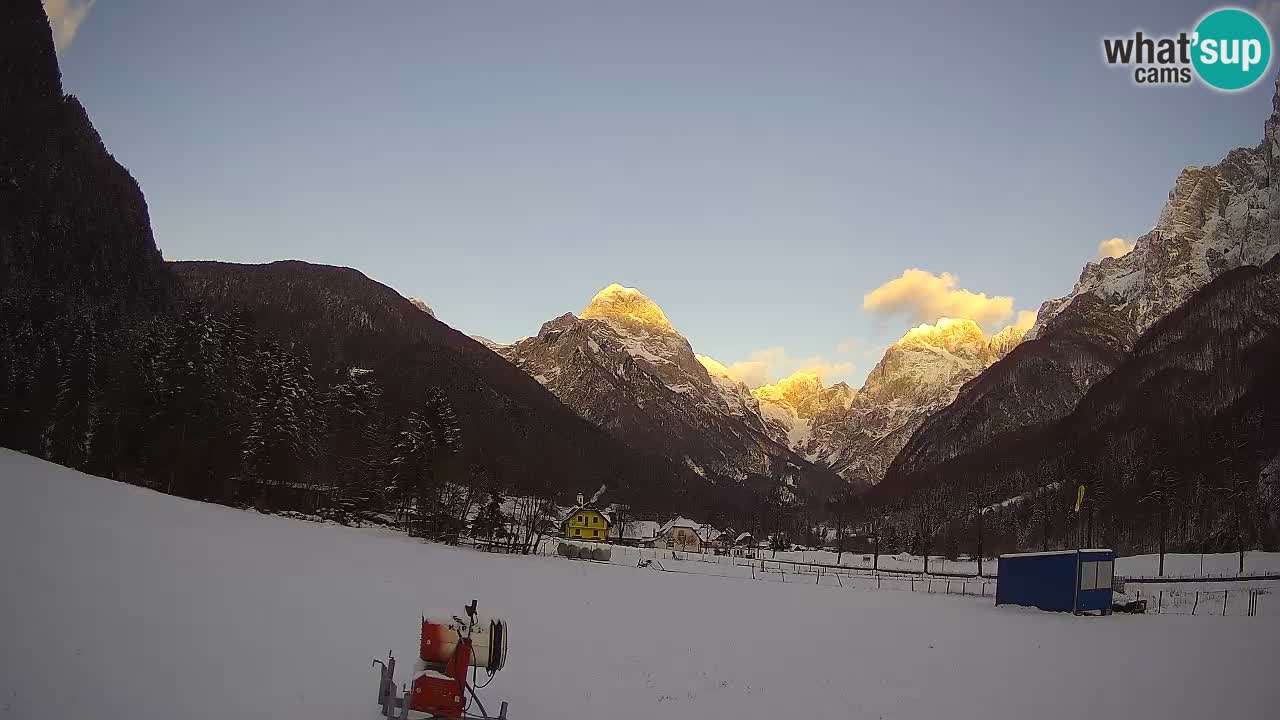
[995,549,1115,615]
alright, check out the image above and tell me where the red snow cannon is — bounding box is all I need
[373,600,510,719]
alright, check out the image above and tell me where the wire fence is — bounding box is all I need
[1131,586,1273,617]
[535,540,995,598]
[534,540,1279,614]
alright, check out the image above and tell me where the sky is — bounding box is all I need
[48,0,1280,387]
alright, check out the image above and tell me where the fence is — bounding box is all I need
[544,541,997,577]
[1131,587,1272,617]
[540,541,997,598]
[533,539,1280,613]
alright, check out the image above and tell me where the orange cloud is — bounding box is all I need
[698,349,851,389]
[1097,237,1135,260]
[863,269,1014,330]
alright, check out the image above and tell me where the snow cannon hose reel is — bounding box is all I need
[373,599,510,719]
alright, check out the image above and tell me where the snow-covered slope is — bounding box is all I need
[3,449,1277,720]
[746,371,854,458]
[1032,74,1280,339]
[502,285,834,489]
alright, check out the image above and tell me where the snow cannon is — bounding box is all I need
[373,600,510,719]
[420,611,508,674]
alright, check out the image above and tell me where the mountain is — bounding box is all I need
[407,296,435,316]
[747,318,1026,485]
[501,284,845,504]
[749,371,854,455]
[871,255,1280,555]
[883,72,1280,491]
[0,1,171,463]
[171,263,702,512]
[1033,76,1280,341]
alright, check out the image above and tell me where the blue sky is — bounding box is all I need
[50,0,1279,386]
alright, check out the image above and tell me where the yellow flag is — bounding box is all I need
[1074,484,1086,513]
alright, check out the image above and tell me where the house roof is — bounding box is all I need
[622,520,661,540]
[659,516,702,535]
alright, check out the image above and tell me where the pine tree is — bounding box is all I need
[391,389,462,536]
[243,341,317,508]
[470,489,510,542]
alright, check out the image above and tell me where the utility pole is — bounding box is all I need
[976,507,984,577]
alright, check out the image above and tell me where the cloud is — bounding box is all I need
[699,347,852,388]
[1012,309,1038,332]
[862,269,1014,330]
[1096,237,1135,260]
[43,0,97,51]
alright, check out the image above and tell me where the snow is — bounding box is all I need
[3,448,1278,720]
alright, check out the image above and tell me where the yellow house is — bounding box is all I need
[564,508,610,541]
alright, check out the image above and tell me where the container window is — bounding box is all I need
[1079,561,1098,590]
[1097,560,1113,590]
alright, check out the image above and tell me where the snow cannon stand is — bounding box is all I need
[373,600,510,719]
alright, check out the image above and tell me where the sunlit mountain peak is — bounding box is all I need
[581,283,675,332]
[894,317,987,352]
[695,353,733,379]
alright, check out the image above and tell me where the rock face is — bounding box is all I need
[750,371,855,456]
[1033,76,1280,340]
[502,285,843,498]
[883,71,1280,494]
[749,318,1027,485]
[0,0,171,459]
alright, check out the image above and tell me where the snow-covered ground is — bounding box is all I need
[2,448,1277,720]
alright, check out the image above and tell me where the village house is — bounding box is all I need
[618,520,661,547]
[655,517,703,551]
[561,506,611,541]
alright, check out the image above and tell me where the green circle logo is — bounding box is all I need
[1192,8,1272,91]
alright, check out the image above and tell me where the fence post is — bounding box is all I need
[1192,592,1199,616]
[1158,590,1163,614]
[1223,590,1228,617]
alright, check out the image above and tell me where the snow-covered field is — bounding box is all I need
[2,448,1277,720]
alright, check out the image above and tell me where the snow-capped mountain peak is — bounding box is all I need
[892,317,988,356]
[501,286,820,486]
[753,371,854,417]
[581,283,675,333]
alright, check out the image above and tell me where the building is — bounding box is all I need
[619,520,661,547]
[995,549,1115,614]
[562,507,611,541]
[656,517,703,551]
